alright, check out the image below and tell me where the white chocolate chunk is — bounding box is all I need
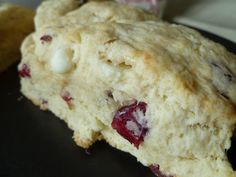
[50,48,73,73]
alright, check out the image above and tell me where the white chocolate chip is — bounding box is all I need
[50,48,73,73]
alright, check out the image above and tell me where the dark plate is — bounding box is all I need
[0,28,235,177]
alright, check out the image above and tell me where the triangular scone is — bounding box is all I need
[19,21,236,177]
[0,3,34,72]
[35,0,158,29]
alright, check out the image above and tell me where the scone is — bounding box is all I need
[34,0,158,29]
[0,3,34,72]
[19,21,236,177]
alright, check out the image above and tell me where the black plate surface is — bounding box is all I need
[0,29,235,177]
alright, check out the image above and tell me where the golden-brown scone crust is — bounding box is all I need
[34,0,158,29]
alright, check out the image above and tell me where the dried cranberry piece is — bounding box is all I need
[18,64,31,78]
[61,91,73,102]
[111,101,148,148]
[149,164,173,177]
[40,35,52,44]
[61,91,73,109]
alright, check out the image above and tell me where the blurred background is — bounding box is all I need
[164,0,236,43]
[0,0,40,7]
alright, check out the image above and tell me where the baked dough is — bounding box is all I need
[19,21,236,177]
[34,0,158,29]
[0,3,34,72]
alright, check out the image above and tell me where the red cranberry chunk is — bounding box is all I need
[40,35,52,44]
[18,64,31,78]
[149,164,173,177]
[61,91,73,108]
[61,91,73,102]
[111,101,148,148]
